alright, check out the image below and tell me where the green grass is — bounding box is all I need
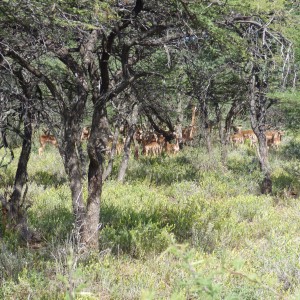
[1,137,300,299]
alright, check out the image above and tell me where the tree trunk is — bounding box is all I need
[103,127,120,181]
[117,132,132,183]
[176,94,184,147]
[220,99,247,164]
[7,68,35,240]
[199,98,212,153]
[9,110,32,226]
[83,105,109,250]
[62,137,86,238]
[118,103,139,183]
[249,71,272,194]
[56,108,87,242]
[215,104,227,164]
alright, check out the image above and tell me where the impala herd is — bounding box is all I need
[229,126,284,149]
[38,125,284,157]
[38,105,284,157]
[134,129,180,157]
[37,126,184,157]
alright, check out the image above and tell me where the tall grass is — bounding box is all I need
[1,139,300,299]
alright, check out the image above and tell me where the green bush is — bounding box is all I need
[2,137,300,299]
[27,184,73,241]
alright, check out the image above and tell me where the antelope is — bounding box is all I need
[231,126,257,148]
[134,128,143,144]
[164,141,174,154]
[80,127,90,141]
[133,128,144,159]
[172,134,180,154]
[157,134,166,154]
[230,133,244,146]
[144,131,158,144]
[38,133,58,155]
[116,141,124,155]
[267,130,284,149]
[164,132,180,155]
[141,131,159,156]
[241,129,257,148]
[248,133,258,147]
[106,135,125,156]
[143,141,161,156]
[232,125,243,134]
[182,106,197,145]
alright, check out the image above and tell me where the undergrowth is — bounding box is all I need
[1,138,300,299]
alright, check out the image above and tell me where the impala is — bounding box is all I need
[38,133,58,155]
[143,141,161,156]
[241,129,257,147]
[80,127,90,141]
[267,130,284,149]
[230,133,244,146]
[164,132,180,154]
[182,106,197,145]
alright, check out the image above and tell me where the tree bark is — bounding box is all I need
[83,106,109,250]
[103,127,120,181]
[199,98,212,153]
[9,108,32,226]
[61,121,86,239]
[118,103,139,183]
[176,95,184,147]
[220,99,247,164]
[7,68,34,240]
[249,70,272,194]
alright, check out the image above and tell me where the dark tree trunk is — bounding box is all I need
[61,122,86,238]
[9,110,32,226]
[199,98,212,153]
[118,103,139,183]
[83,105,109,249]
[249,71,272,194]
[176,95,184,146]
[215,104,227,164]
[103,127,119,181]
[220,99,247,164]
[77,141,88,178]
[6,102,41,243]
[6,68,36,241]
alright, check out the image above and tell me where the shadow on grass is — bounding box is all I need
[100,206,189,257]
[31,171,67,187]
[99,196,219,256]
[125,155,201,185]
[29,205,74,241]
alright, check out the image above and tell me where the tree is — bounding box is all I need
[227,7,294,193]
[0,0,197,250]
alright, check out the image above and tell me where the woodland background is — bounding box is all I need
[1,0,300,299]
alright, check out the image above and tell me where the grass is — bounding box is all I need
[1,135,300,299]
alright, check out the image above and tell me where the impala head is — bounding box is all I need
[80,126,90,141]
[158,134,165,145]
[172,131,180,140]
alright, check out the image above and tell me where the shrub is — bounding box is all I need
[27,184,73,241]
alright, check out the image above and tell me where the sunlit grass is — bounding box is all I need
[1,135,300,299]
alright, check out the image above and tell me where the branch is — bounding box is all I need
[2,47,60,101]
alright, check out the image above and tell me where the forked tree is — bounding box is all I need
[0,0,197,250]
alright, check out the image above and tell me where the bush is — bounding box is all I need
[27,184,73,241]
